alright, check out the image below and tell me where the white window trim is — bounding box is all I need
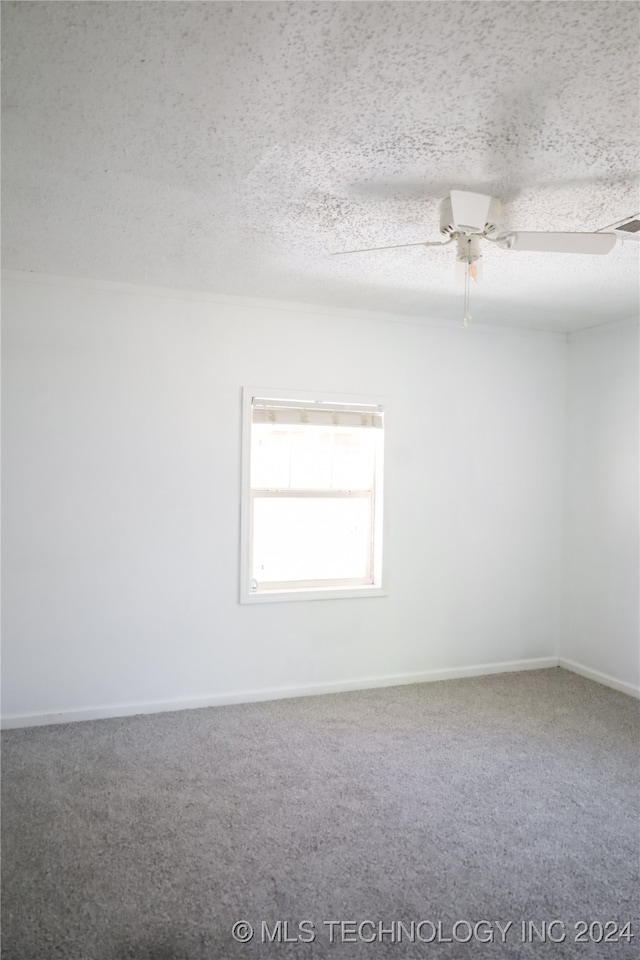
[240,386,389,604]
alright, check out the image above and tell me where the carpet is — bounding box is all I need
[2,668,639,959]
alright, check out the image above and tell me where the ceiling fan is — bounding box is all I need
[332,190,623,325]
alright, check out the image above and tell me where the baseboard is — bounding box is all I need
[1,656,559,729]
[558,658,640,699]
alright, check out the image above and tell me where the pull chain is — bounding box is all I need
[458,236,480,329]
[463,257,471,328]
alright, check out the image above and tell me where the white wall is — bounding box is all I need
[2,274,566,723]
[562,319,640,693]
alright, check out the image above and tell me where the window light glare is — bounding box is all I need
[241,389,386,602]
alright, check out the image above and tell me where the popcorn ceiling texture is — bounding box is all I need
[2,1,639,330]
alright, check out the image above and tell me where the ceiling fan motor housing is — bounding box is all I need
[440,192,501,238]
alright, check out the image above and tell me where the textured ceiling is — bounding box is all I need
[2,1,639,331]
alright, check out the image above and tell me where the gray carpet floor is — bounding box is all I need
[2,668,639,959]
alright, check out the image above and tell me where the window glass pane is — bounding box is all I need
[289,427,333,490]
[330,430,377,490]
[252,496,372,584]
[250,423,378,491]
[250,426,291,489]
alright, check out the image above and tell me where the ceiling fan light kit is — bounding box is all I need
[333,189,621,327]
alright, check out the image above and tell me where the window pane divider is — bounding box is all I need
[250,489,371,498]
[256,577,374,591]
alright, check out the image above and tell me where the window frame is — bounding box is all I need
[240,386,388,604]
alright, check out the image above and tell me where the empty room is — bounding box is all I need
[2,2,639,958]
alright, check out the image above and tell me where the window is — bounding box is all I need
[240,387,386,602]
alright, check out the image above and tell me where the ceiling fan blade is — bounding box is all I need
[331,239,445,256]
[500,232,617,255]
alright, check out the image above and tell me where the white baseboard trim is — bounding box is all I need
[1,656,559,729]
[558,658,640,699]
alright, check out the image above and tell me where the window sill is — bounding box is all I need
[240,585,388,604]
